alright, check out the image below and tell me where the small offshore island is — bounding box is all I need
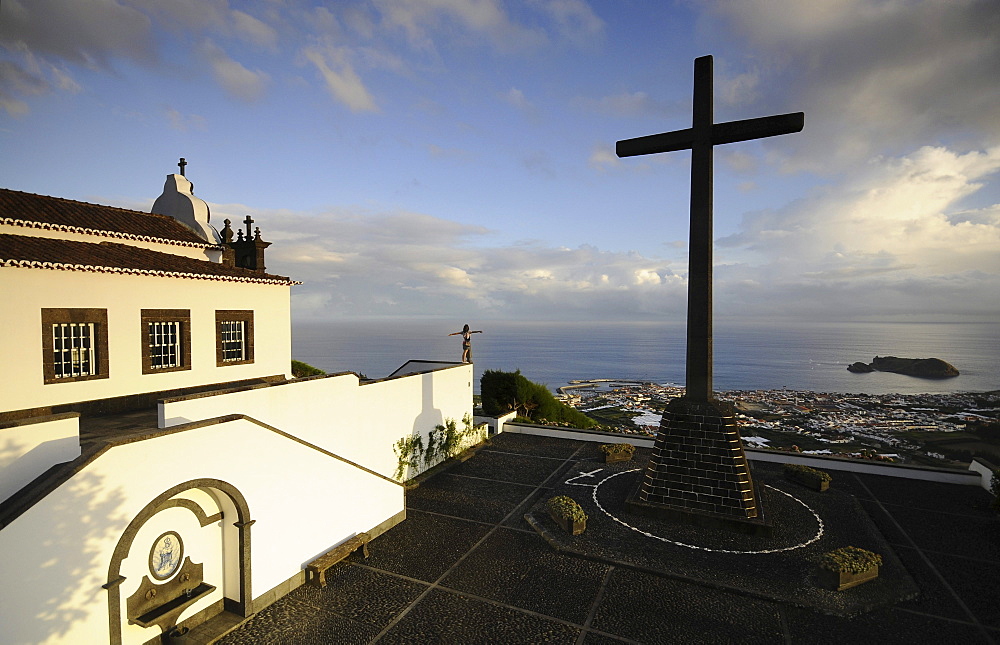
[847,356,960,379]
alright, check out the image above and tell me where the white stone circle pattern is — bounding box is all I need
[568,468,824,555]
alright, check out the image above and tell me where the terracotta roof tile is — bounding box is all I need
[0,233,297,285]
[0,188,212,246]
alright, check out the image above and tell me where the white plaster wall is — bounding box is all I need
[0,416,403,645]
[0,267,292,413]
[969,458,997,493]
[160,364,475,480]
[0,414,81,504]
[474,411,517,436]
[0,223,217,260]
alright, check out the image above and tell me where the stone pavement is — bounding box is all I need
[219,433,1000,644]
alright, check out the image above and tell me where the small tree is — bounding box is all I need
[480,369,596,428]
[291,360,324,377]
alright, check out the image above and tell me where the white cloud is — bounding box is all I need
[588,143,619,170]
[164,107,207,132]
[706,0,1000,170]
[715,145,1000,319]
[372,0,547,52]
[504,87,532,111]
[199,41,269,102]
[210,202,683,320]
[535,0,605,46]
[578,91,683,119]
[231,10,279,51]
[0,0,155,68]
[0,43,80,115]
[302,45,378,113]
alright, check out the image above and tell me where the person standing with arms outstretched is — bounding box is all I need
[448,324,482,363]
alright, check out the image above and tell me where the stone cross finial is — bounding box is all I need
[177,158,187,176]
[243,215,254,239]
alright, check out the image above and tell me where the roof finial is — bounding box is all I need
[178,157,187,176]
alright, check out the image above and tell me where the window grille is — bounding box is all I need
[220,320,246,362]
[52,323,96,378]
[148,321,182,369]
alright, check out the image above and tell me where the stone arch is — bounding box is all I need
[104,479,253,645]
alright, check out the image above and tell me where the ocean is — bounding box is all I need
[291,319,1000,395]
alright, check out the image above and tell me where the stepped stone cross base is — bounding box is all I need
[625,397,773,536]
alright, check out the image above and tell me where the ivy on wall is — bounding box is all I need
[393,413,484,481]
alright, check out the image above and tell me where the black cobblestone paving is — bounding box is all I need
[220,432,999,645]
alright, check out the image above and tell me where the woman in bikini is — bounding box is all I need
[448,324,483,363]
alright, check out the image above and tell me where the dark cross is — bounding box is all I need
[617,55,803,402]
[243,215,254,240]
[177,158,187,176]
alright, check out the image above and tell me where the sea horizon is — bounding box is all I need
[292,319,1000,396]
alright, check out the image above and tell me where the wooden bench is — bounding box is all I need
[305,532,371,588]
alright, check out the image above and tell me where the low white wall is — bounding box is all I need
[501,422,655,447]
[0,413,81,505]
[969,458,998,493]
[0,415,404,645]
[500,422,987,486]
[160,364,475,480]
[475,411,516,436]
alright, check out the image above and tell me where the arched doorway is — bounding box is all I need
[105,479,252,645]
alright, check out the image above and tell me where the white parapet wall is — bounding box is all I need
[969,458,998,493]
[160,362,475,481]
[0,415,404,645]
[0,412,81,505]
[475,411,517,436]
[498,421,987,487]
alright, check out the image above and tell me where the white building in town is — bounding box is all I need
[0,165,478,644]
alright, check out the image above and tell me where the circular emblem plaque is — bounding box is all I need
[149,531,183,580]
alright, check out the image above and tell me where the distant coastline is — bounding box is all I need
[293,319,1000,396]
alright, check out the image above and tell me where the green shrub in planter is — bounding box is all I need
[820,546,882,574]
[547,496,588,522]
[784,463,832,491]
[600,443,635,462]
[819,546,883,591]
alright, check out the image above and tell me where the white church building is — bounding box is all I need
[0,165,480,644]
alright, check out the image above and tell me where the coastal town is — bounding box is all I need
[559,380,1000,469]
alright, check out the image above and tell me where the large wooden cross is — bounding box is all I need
[617,55,803,402]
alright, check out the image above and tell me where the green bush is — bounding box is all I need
[480,369,596,428]
[820,546,882,574]
[547,496,587,522]
[291,360,325,378]
[600,443,635,456]
[784,463,833,483]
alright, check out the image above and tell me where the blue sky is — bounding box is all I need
[2,1,998,323]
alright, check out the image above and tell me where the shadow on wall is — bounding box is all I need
[394,372,446,481]
[1,469,129,643]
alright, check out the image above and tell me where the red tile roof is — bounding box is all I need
[0,233,297,285]
[0,188,213,247]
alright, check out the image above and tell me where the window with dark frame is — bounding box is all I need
[42,308,109,384]
[141,310,191,374]
[215,310,254,366]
